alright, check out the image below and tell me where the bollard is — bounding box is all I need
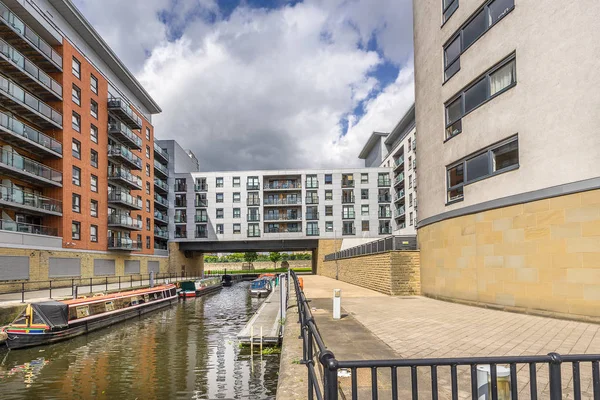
[250,325,254,356]
[150,271,155,288]
[333,289,341,320]
[49,280,52,299]
[260,326,263,354]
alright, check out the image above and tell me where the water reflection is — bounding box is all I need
[0,282,279,399]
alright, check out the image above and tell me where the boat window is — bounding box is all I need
[76,306,90,318]
[148,293,156,300]
[156,291,163,299]
[105,301,115,311]
[32,310,45,324]
[170,288,176,296]
[12,310,28,325]
[131,296,140,306]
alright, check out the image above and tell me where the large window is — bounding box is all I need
[72,221,80,240]
[91,200,98,217]
[72,57,81,79]
[443,0,459,23]
[443,0,515,81]
[72,166,81,186]
[90,100,98,119]
[216,193,224,203]
[72,194,81,213]
[72,139,81,159]
[91,175,98,192]
[72,84,81,106]
[90,74,98,94]
[72,112,80,132]
[445,55,516,139]
[447,136,519,202]
[216,177,223,188]
[90,124,98,143]
[91,150,98,168]
[233,176,240,187]
[90,225,98,242]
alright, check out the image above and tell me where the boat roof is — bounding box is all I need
[31,301,69,329]
[62,284,175,306]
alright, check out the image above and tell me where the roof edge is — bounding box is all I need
[358,131,389,159]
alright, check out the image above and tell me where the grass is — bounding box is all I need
[205,267,312,275]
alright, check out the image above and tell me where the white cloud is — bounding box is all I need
[77,0,415,171]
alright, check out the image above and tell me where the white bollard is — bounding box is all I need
[333,289,341,320]
[476,365,511,400]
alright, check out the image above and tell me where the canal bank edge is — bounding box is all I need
[276,286,310,400]
[0,303,25,326]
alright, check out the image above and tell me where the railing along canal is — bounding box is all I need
[290,270,600,400]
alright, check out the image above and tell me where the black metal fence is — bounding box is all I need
[323,235,417,261]
[290,270,600,400]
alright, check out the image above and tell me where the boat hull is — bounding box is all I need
[5,296,175,350]
[178,284,222,298]
[250,289,271,298]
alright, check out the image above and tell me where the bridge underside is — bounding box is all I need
[177,239,320,253]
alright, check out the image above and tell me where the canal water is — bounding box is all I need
[0,281,280,399]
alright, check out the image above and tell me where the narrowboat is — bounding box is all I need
[1,284,177,350]
[221,274,233,287]
[249,278,273,298]
[177,277,222,298]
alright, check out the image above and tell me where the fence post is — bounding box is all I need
[320,350,339,400]
[119,276,121,290]
[548,353,563,400]
[21,282,25,303]
[105,276,108,292]
[307,327,314,400]
[89,278,92,294]
[49,280,52,299]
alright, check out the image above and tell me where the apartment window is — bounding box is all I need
[145,164,150,177]
[146,127,151,141]
[174,209,186,223]
[72,166,81,186]
[91,100,98,119]
[324,174,332,185]
[146,181,150,195]
[233,208,241,218]
[409,175,412,189]
[216,209,224,219]
[233,177,240,187]
[233,192,241,203]
[72,139,81,159]
[146,199,150,212]
[361,189,369,200]
[217,224,224,234]
[342,205,355,219]
[91,174,98,192]
[325,206,333,217]
[146,217,151,231]
[175,193,187,207]
[90,225,98,242]
[216,177,224,188]
[342,174,354,187]
[175,225,187,238]
[408,156,412,170]
[175,178,187,192]
[247,176,260,190]
[445,55,516,139]
[410,212,414,226]
[90,150,98,168]
[233,224,241,234]
[248,224,260,237]
[325,221,333,232]
[72,221,80,240]
[407,138,412,153]
[145,145,150,159]
[409,193,413,207]
[216,193,224,203]
[90,124,98,144]
[90,74,98,94]
[72,194,81,213]
[72,84,81,106]
[361,173,368,184]
[306,175,318,189]
[325,190,333,201]
[90,200,98,217]
[378,173,390,186]
[72,112,81,132]
[146,236,150,249]
[72,57,81,79]
[443,0,459,23]
[447,136,518,202]
[362,221,370,231]
[361,205,369,216]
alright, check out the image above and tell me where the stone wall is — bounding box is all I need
[418,189,600,320]
[319,251,421,296]
[204,260,311,271]
[315,239,341,274]
[167,242,203,276]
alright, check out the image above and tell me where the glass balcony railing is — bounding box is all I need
[394,173,405,185]
[108,214,143,230]
[394,156,404,168]
[394,207,406,218]
[195,199,208,207]
[154,193,168,207]
[154,210,168,223]
[174,214,186,223]
[342,211,356,219]
[195,215,208,223]
[264,213,302,221]
[107,98,142,129]
[306,227,320,236]
[195,230,208,239]
[378,178,391,187]
[263,198,302,205]
[247,213,260,222]
[0,110,62,155]
[0,184,61,213]
[305,181,319,189]
[154,228,169,239]
[108,190,142,209]
[108,120,143,149]
[108,144,142,169]
[394,190,405,201]
[154,241,168,250]
[0,147,62,184]
[378,210,392,218]
[0,38,62,98]
[378,194,391,203]
[154,160,168,176]
[108,237,141,250]
[108,168,142,189]
[154,178,168,192]
[0,73,62,126]
[264,181,302,190]
[247,229,261,237]
[265,226,302,233]
[153,143,168,161]
[0,219,58,236]
[195,183,208,191]
[0,2,63,69]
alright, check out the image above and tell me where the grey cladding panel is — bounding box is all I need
[124,260,140,274]
[94,259,116,276]
[49,258,81,278]
[148,261,160,274]
[0,256,30,281]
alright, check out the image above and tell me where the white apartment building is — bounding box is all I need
[359,104,417,236]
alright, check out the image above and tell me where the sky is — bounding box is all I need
[74,0,415,171]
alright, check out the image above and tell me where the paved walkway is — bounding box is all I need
[302,275,600,399]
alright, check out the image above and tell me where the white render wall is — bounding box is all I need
[171,168,393,242]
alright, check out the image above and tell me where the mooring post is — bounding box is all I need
[250,325,254,356]
[260,326,263,354]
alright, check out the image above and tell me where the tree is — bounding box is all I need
[269,252,282,268]
[244,251,258,264]
[281,253,290,261]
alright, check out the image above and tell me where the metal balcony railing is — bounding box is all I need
[0,110,62,155]
[153,143,168,162]
[306,227,320,236]
[108,190,142,210]
[264,182,302,190]
[174,184,187,192]
[107,237,142,251]
[154,210,168,223]
[263,198,302,205]
[195,231,208,238]
[247,229,261,237]
[306,212,319,220]
[379,227,392,234]
[107,98,142,130]
[175,231,187,239]
[378,178,391,187]
[264,214,302,221]
[0,219,57,236]
[107,214,143,230]
[108,144,142,169]
[247,198,260,206]
[305,196,319,205]
[108,120,143,149]
[0,184,61,213]
[305,181,319,189]
[247,214,260,222]
[154,193,168,207]
[341,180,355,188]
[195,199,208,207]
[342,211,356,219]
[246,183,260,190]
[265,227,302,233]
[154,178,168,192]
[108,168,142,189]
[378,195,391,203]
[0,148,62,185]
[342,227,356,235]
[154,228,169,239]
[194,183,208,191]
[378,210,392,218]
[195,215,208,223]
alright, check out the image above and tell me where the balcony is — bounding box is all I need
[379,227,392,235]
[264,198,302,206]
[246,183,260,190]
[342,179,355,188]
[0,2,62,73]
[394,156,404,171]
[264,181,302,190]
[174,184,187,193]
[397,223,406,229]
[108,237,142,251]
[341,196,355,204]
[108,190,142,210]
[342,227,356,236]
[247,213,260,222]
[154,178,168,194]
[306,212,319,220]
[394,173,405,187]
[195,199,208,207]
[342,211,356,219]
[394,190,405,202]
[0,184,61,215]
[0,148,62,187]
[108,168,142,191]
[154,228,169,240]
[154,210,169,224]
[247,229,261,238]
[195,183,208,191]
[394,206,406,218]
[264,213,302,221]
[154,160,168,178]
[107,98,142,130]
[378,210,392,218]
[195,214,208,223]
[305,196,319,205]
[0,110,61,157]
[108,121,143,150]
[154,193,168,209]
[306,227,320,236]
[108,214,143,231]
[154,143,168,163]
[0,219,57,236]
[305,181,318,189]
[265,226,302,233]
[175,230,187,239]
[0,38,62,101]
[174,214,187,224]
[378,194,391,203]
[0,73,62,129]
[108,145,142,170]
[378,178,391,187]
[412,140,416,151]
[247,198,260,206]
[195,230,208,239]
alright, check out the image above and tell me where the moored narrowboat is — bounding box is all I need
[177,277,222,298]
[249,278,273,298]
[1,284,177,350]
[221,274,233,287]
